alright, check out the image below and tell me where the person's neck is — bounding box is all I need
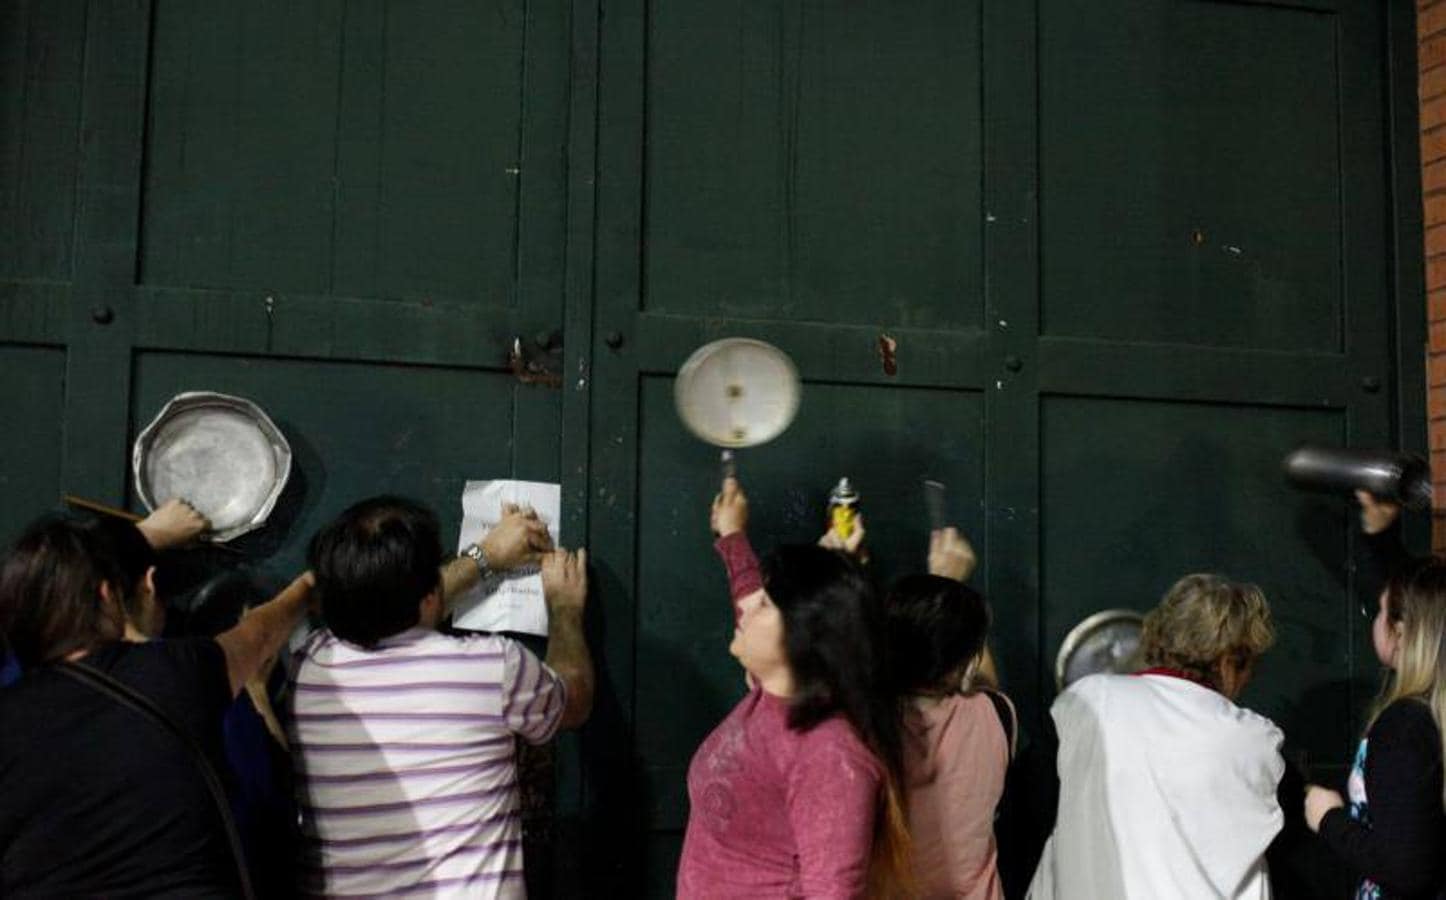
[754,667,794,698]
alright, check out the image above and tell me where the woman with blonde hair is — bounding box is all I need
[1304,496,1446,899]
[1028,573,1285,899]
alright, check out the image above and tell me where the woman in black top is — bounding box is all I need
[0,513,311,898]
[1303,493,1446,900]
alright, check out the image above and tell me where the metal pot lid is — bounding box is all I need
[1054,608,1145,691]
[132,392,292,542]
[674,338,801,449]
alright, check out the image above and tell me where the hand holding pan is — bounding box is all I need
[64,494,240,554]
[675,338,801,479]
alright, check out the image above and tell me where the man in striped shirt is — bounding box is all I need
[292,496,594,898]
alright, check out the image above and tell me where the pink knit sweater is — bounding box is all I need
[675,532,882,899]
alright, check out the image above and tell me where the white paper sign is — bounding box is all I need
[451,479,561,636]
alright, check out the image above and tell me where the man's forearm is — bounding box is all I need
[440,555,480,604]
[546,609,594,729]
[217,573,311,696]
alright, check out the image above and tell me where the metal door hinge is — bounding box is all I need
[509,335,563,388]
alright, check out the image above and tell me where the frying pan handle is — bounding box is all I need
[63,494,142,522]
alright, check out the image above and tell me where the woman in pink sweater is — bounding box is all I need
[887,541,1014,900]
[676,477,909,899]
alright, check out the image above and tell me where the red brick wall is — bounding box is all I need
[1424,1,1446,549]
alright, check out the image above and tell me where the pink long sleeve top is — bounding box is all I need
[675,532,883,900]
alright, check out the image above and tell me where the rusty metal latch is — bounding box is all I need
[509,335,563,388]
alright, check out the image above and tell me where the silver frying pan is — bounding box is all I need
[132,392,292,542]
[1054,608,1144,691]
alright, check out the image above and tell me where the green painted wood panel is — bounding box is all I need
[643,1,983,328]
[141,0,526,305]
[0,345,66,543]
[1040,0,1342,350]
[129,352,520,576]
[1040,396,1356,763]
[0,0,85,281]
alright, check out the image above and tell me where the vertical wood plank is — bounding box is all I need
[63,0,153,501]
[982,0,1043,727]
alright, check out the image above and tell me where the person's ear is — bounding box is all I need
[418,589,442,624]
[142,566,157,600]
[96,580,127,632]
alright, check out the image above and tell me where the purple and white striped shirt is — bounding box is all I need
[290,626,566,899]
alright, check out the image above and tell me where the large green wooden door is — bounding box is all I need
[2,0,1429,897]
[585,0,1426,893]
[1,0,574,562]
[2,0,586,889]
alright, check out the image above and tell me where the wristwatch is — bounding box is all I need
[460,542,490,578]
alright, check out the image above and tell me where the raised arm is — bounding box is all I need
[1356,489,1411,585]
[929,526,998,689]
[540,548,594,729]
[215,572,313,697]
[712,477,763,621]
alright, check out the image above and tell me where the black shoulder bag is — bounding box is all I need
[54,661,256,900]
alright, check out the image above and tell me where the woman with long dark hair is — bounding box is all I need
[0,512,311,898]
[676,477,909,898]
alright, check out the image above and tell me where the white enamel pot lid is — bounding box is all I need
[674,338,801,449]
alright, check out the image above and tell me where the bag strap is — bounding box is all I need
[981,688,1018,761]
[54,660,255,900]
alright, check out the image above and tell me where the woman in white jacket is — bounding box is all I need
[1029,574,1285,899]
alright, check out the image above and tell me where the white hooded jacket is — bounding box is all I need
[1028,672,1285,900]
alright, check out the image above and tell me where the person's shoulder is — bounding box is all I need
[1179,686,1283,757]
[0,666,53,718]
[153,635,224,662]
[1373,697,1442,742]
[141,636,226,680]
[451,629,518,651]
[1222,701,1284,751]
[792,715,881,773]
[436,630,535,666]
[1057,672,1129,706]
[942,689,1013,728]
[87,637,223,679]
[1142,673,1282,736]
